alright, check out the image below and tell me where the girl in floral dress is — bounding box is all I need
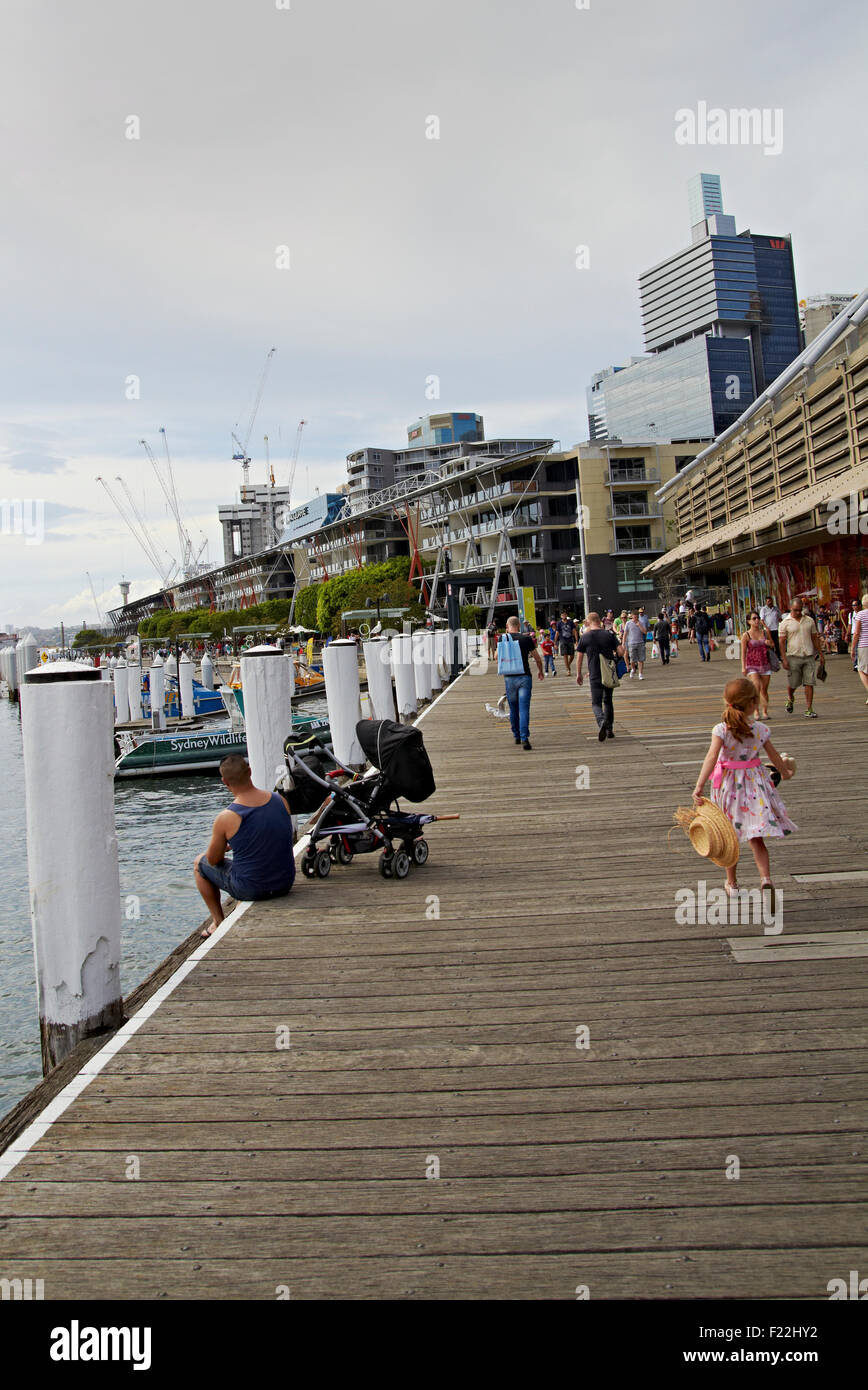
[693,677,796,900]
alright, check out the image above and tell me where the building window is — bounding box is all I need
[558,564,584,589]
[616,559,655,592]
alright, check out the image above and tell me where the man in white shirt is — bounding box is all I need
[759,598,781,656]
[779,599,824,718]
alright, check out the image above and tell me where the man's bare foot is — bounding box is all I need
[200,916,224,939]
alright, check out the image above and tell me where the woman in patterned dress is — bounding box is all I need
[693,678,796,900]
[741,610,774,718]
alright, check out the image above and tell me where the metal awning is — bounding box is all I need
[644,460,868,575]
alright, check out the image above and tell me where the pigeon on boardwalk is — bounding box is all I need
[484,695,510,719]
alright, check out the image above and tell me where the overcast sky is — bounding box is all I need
[2,0,866,627]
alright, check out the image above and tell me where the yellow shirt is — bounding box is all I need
[778,614,817,658]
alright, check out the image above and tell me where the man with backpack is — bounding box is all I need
[575,612,625,741]
[497,615,544,749]
[694,605,712,662]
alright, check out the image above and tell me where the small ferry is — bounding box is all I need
[115,712,330,778]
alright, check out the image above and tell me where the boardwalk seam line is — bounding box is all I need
[0,668,469,1182]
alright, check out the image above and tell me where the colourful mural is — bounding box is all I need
[731,536,868,633]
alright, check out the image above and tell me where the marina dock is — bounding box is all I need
[1,656,866,1299]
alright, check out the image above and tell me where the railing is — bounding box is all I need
[608,536,665,554]
[607,505,664,521]
[606,468,660,485]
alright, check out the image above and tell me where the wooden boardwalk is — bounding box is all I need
[1,649,866,1299]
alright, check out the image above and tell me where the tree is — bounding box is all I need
[73,628,103,648]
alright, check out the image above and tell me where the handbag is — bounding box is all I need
[600,654,620,689]
[766,645,781,673]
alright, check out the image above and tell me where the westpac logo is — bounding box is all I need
[768,238,787,250]
[1,1276,44,1300]
[674,101,784,157]
[675,880,783,935]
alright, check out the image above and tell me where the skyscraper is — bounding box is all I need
[586,177,801,442]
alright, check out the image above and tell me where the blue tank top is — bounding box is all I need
[227,793,295,897]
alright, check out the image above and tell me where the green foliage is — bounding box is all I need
[459,604,480,630]
[73,628,104,648]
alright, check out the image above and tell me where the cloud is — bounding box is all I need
[4,451,68,474]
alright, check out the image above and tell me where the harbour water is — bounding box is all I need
[0,694,314,1121]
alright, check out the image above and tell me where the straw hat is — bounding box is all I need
[673,799,740,869]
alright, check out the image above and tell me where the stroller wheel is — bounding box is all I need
[314,849,332,878]
[392,848,411,880]
[379,853,394,879]
[411,838,429,865]
[335,842,353,865]
[301,851,317,878]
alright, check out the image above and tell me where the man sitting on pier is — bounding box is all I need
[194,754,295,937]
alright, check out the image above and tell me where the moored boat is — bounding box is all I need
[115,712,330,778]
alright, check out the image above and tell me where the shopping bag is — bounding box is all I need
[651,641,660,659]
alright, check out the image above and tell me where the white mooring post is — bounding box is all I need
[323,639,364,766]
[413,631,432,704]
[21,662,124,1072]
[428,629,443,692]
[126,651,142,721]
[285,653,296,698]
[149,654,166,730]
[200,650,214,690]
[164,651,178,679]
[241,644,293,790]
[390,633,417,723]
[179,652,196,718]
[362,637,396,722]
[113,657,129,726]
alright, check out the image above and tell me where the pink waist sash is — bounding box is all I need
[711,757,761,789]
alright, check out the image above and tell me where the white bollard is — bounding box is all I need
[21,662,123,1071]
[149,654,166,730]
[127,653,142,720]
[179,652,196,718]
[113,658,129,726]
[322,639,364,766]
[363,637,396,722]
[391,633,417,723]
[285,654,296,698]
[241,644,293,789]
[200,650,215,690]
[413,631,432,703]
[164,651,178,679]
[459,628,468,665]
[425,631,439,695]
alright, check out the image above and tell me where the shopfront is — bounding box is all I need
[731,534,868,631]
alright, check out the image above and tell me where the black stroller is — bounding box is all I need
[283,718,458,880]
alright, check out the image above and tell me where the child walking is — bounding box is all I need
[693,677,796,902]
[540,632,557,676]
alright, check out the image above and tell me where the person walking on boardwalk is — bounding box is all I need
[622,610,647,680]
[576,611,625,741]
[779,598,824,718]
[497,614,543,749]
[692,677,796,901]
[540,629,557,676]
[741,610,775,718]
[760,597,781,657]
[195,754,295,937]
[654,610,671,665]
[850,594,868,703]
[486,619,498,660]
[694,605,712,661]
[556,610,577,675]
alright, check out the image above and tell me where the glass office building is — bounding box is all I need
[588,177,801,442]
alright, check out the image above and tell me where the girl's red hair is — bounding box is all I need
[722,677,758,742]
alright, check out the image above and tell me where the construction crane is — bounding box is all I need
[96,476,177,587]
[139,429,207,579]
[232,347,277,488]
[114,475,180,586]
[86,572,104,628]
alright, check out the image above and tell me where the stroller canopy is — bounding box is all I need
[356,719,436,803]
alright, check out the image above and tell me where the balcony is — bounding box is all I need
[607,504,664,522]
[606,468,660,486]
[609,535,665,555]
